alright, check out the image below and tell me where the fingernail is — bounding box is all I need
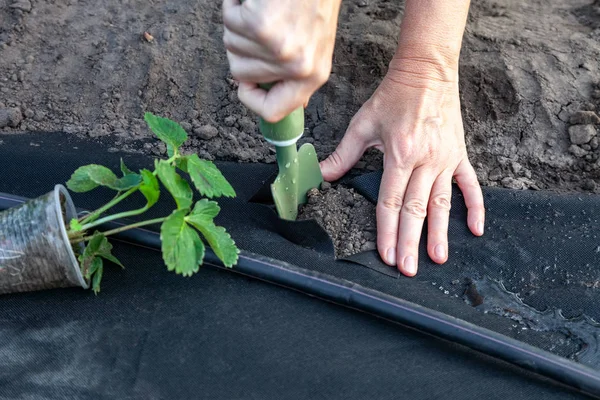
[386,248,396,266]
[434,244,446,260]
[477,221,485,235]
[404,256,417,275]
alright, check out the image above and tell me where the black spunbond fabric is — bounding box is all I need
[0,132,597,399]
[0,243,586,400]
[350,171,600,359]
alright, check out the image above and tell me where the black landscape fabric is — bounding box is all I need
[1,132,599,399]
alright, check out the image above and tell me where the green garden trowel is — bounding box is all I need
[259,103,323,220]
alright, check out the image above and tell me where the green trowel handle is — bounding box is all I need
[259,107,304,144]
[256,83,304,144]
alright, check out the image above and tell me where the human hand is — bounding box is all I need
[222,0,342,122]
[320,62,485,277]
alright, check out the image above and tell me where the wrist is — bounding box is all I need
[388,43,460,88]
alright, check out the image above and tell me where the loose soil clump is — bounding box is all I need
[299,184,376,258]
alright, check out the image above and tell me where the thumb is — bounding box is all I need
[320,127,368,182]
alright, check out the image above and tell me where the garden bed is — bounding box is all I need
[1,0,600,192]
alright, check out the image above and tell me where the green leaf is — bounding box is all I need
[175,157,188,173]
[156,160,193,210]
[190,199,220,221]
[167,144,175,158]
[120,158,135,176]
[187,216,239,268]
[67,164,141,192]
[83,233,105,259]
[192,229,206,266]
[78,233,122,293]
[97,236,125,269]
[92,261,104,295]
[160,210,202,276]
[78,233,103,276]
[184,154,236,198]
[112,174,143,191]
[139,169,160,207]
[87,257,102,280]
[144,112,188,154]
[67,167,99,193]
[80,165,119,186]
[70,218,83,232]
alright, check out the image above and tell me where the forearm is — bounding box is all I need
[390,0,471,84]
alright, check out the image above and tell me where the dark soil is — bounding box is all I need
[1,0,600,255]
[1,0,600,191]
[299,184,376,258]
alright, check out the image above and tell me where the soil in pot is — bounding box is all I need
[0,185,87,294]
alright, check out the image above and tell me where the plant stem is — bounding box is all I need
[78,205,151,232]
[71,217,167,244]
[79,187,138,225]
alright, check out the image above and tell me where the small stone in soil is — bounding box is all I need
[224,115,237,127]
[582,179,597,191]
[0,108,23,128]
[569,144,588,158]
[194,124,219,140]
[570,111,600,125]
[180,121,192,132]
[569,124,597,145]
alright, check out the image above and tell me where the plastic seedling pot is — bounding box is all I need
[0,185,88,294]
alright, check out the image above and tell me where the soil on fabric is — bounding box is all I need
[1,0,600,192]
[299,184,376,258]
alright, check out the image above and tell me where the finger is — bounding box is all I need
[237,82,268,116]
[427,170,453,264]
[376,159,411,268]
[222,0,251,37]
[396,167,436,277]
[261,80,311,122]
[454,159,485,236]
[223,29,272,60]
[238,80,308,122]
[227,52,288,83]
[320,126,369,182]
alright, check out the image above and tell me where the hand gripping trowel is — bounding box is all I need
[237,0,323,220]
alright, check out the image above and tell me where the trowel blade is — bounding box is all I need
[270,143,323,221]
[271,178,298,221]
[296,143,323,205]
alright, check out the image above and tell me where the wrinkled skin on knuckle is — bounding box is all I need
[430,193,451,211]
[402,198,428,219]
[327,149,346,169]
[379,192,404,212]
